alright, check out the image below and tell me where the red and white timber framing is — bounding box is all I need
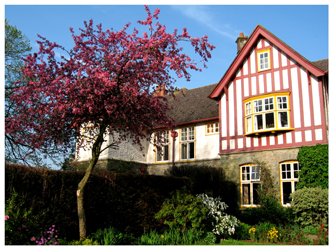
[211,26,327,154]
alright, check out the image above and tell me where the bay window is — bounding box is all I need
[244,93,292,135]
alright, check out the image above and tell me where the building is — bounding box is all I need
[76,25,328,208]
[209,25,328,207]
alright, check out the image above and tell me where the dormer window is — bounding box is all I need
[244,93,293,135]
[257,48,271,71]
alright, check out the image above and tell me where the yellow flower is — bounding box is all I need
[161,235,164,239]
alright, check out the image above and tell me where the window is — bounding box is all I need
[240,164,261,207]
[244,93,292,135]
[280,161,301,207]
[82,125,100,140]
[180,127,195,160]
[206,122,219,135]
[156,131,170,162]
[257,48,271,71]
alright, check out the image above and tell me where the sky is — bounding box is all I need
[2,2,330,170]
[4,2,329,91]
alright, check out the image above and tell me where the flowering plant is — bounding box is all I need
[32,225,59,245]
[249,227,256,241]
[5,189,46,245]
[197,193,238,236]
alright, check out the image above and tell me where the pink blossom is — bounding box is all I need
[5,215,9,220]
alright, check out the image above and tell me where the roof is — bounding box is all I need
[311,59,328,73]
[209,25,327,100]
[166,83,219,125]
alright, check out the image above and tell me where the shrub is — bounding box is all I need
[233,222,252,240]
[291,186,328,228]
[297,144,328,189]
[164,165,239,215]
[155,187,208,232]
[197,193,238,236]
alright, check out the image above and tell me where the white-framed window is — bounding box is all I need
[257,49,271,71]
[280,161,301,207]
[244,93,291,135]
[240,164,261,207]
[180,127,195,160]
[206,122,219,135]
[156,131,170,162]
[82,125,100,140]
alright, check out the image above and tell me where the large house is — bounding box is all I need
[76,25,328,208]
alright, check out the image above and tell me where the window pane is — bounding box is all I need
[254,114,263,130]
[189,142,195,159]
[163,145,169,161]
[242,184,250,205]
[253,183,261,205]
[189,127,195,140]
[246,102,251,115]
[294,163,300,179]
[181,128,187,141]
[251,166,260,180]
[281,163,292,179]
[278,111,289,128]
[242,166,250,181]
[265,112,275,129]
[164,131,169,143]
[282,182,292,205]
[278,96,288,109]
[265,98,274,110]
[215,123,219,133]
[207,124,212,134]
[254,100,262,112]
[181,143,187,159]
[157,148,162,161]
[246,117,252,133]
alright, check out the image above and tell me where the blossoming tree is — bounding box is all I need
[6,6,215,239]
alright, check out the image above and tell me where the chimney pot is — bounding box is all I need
[239,32,244,37]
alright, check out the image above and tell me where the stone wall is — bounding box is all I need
[219,146,300,187]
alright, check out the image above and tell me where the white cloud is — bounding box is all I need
[171,5,236,40]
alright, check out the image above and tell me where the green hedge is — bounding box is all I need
[297,144,328,189]
[5,163,191,241]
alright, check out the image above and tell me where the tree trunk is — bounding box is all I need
[76,123,107,239]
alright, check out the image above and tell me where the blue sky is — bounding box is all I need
[4,3,329,91]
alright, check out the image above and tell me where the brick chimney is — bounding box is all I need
[235,32,249,54]
[154,84,166,96]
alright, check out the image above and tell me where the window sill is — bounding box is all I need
[244,128,295,136]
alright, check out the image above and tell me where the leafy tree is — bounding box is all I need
[5,19,70,168]
[6,6,215,239]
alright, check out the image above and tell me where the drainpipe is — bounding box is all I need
[171,130,178,167]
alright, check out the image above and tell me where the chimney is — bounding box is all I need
[235,32,249,54]
[154,84,166,96]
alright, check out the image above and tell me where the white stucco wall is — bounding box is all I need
[76,132,148,163]
[77,123,220,165]
[146,122,220,164]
